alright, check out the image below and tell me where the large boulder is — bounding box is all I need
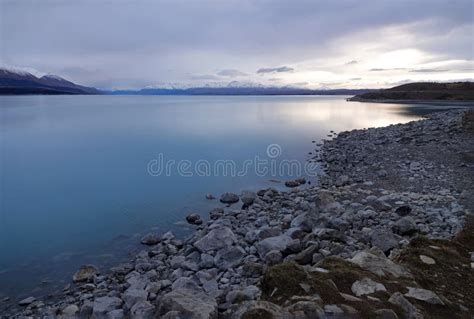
[194,227,237,252]
[256,234,293,258]
[140,233,161,245]
[351,277,386,296]
[370,229,399,254]
[186,213,203,225]
[92,296,123,319]
[214,246,245,269]
[349,250,412,278]
[389,292,423,319]
[130,301,155,319]
[159,290,218,319]
[405,287,444,305]
[392,217,418,236]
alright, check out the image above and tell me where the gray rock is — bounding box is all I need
[226,285,260,304]
[335,175,350,186]
[405,287,444,305]
[18,296,36,306]
[159,290,218,319]
[130,301,155,319]
[419,255,436,265]
[350,250,412,278]
[264,250,283,265]
[220,192,240,204]
[106,309,124,319]
[140,233,161,245]
[209,208,224,220]
[256,234,293,258]
[186,213,203,225]
[374,309,399,319]
[351,277,387,296]
[371,230,399,253]
[92,296,123,318]
[123,287,148,309]
[294,245,318,265]
[229,301,290,319]
[392,217,418,236]
[389,292,423,319]
[290,212,316,232]
[61,304,80,316]
[194,227,237,252]
[240,191,256,206]
[214,246,245,269]
[73,265,98,282]
[171,277,201,293]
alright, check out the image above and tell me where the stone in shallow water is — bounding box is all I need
[419,255,436,265]
[140,233,161,245]
[186,213,202,225]
[73,265,99,282]
[220,192,240,204]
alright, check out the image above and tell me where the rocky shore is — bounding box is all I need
[4,109,473,318]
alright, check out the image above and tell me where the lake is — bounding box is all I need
[0,95,442,299]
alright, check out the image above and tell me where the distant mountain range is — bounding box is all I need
[0,67,375,96]
[107,87,373,96]
[349,82,474,102]
[0,68,100,95]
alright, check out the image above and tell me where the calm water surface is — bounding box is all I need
[0,95,430,299]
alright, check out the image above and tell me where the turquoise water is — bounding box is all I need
[0,95,423,298]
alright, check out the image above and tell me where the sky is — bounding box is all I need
[1,0,473,89]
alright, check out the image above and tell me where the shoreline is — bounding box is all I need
[4,109,474,318]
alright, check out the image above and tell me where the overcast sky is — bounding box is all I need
[1,0,473,89]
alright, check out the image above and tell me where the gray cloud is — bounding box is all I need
[345,60,358,65]
[409,68,450,73]
[257,66,294,74]
[370,68,408,72]
[216,69,247,77]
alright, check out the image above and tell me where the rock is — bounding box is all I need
[140,233,161,245]
[186,213,203,225]
[324,304,344,314]
[130,301,155,319]
[351,277,387,296]
[395,205,412,216]
[405,287,444,305]
[240,191,256,206]
[242,262,264,277]
[209,208,224,220]
[264,250,283,265]
[171,277,201,293]
[371,230,399,254]
[61,304,79,316]
[194,227,237,252]
[106,309,124,319]
[72,265,98,282]
[419,255,436,265]
[159,290,218,319]
[92,296,123,318]
[294,245,318,265]
[214,246,245,269]
[226,285,260,304]
[389,292,423,319]
[206,194,215,200]
[335,175,350,186]
[392,217,418,236]
[374,309,399,319]
[18,296,36,306]
[256,234,293,258]
[349,250,412,278]
[290,212,316,232]
[229,301,290,319]
[220,192,240,204]
[123,287,148,309]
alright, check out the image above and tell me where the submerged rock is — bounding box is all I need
[220,192,240,204]
[72,265,98,283]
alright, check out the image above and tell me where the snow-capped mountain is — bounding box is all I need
[0,67,100,95]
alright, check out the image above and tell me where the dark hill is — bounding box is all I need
[349,82,474,102]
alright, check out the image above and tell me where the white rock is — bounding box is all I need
[351,277,386,296]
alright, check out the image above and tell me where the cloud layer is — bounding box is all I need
[1,0,472,89]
